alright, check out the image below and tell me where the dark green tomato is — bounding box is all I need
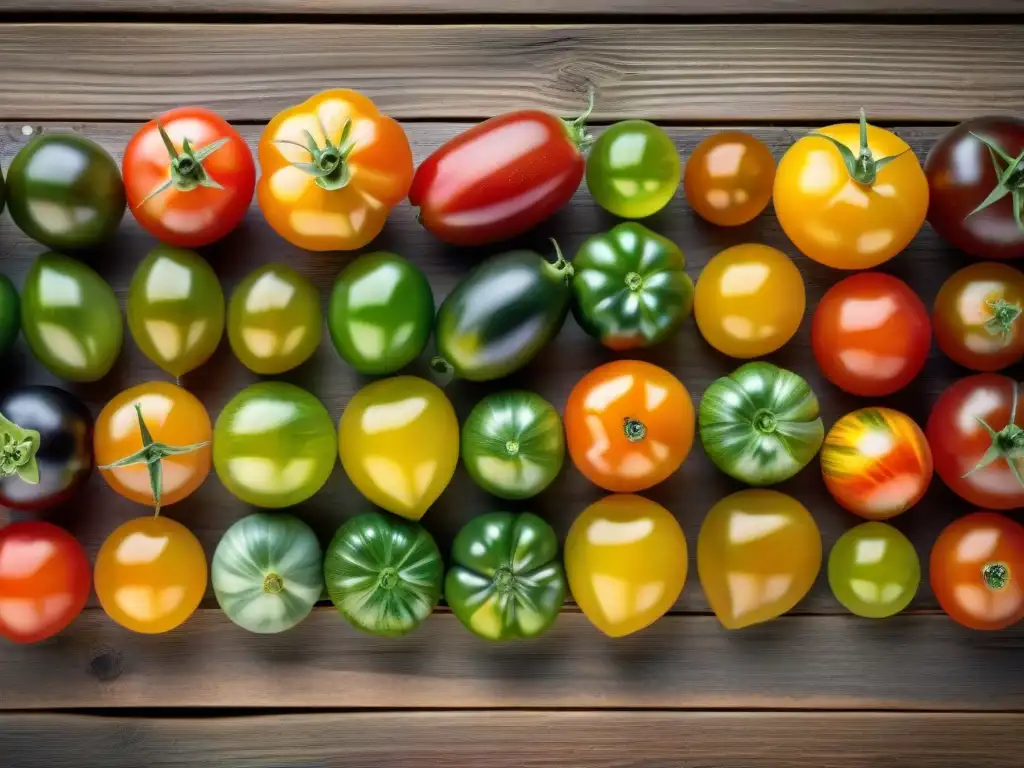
[6,134,125,250]
[0,274,21,357]
[434,250,573,381]
[586,121,681,219]
[828,522,920,619]
[328,251,434,375]
[446,511,566,641]
[21,252,123,382]
[572,222,693,350]
[461,390,565,500]
[324,511,444,637]
[699,362,824,486]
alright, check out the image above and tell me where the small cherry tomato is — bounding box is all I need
[564,360,694,493]
[828,522,920,619]
[586,120,680,219]
[931,512,1024,630]
[684,131,776,227]
[812,273,931,397]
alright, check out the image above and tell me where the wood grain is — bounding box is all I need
[0,24,1020,121]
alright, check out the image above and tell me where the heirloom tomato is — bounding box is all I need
[925,117,1024,261]
[926,374,1024,510]
[811,272,931,397]
[586,120,680,219]
[257,89,413,251]
[339,376,458,520]
[0,274,20,358]
[933,262,1024,372]
[564,495,687,638]
[0,521,91,643]
[828,522,920,619]
[694,244,805,359]
[774,110,928,270]
[931,512,1024,630]
[564,360,694,493]
[821,408,932,520]
[123,107,255,248]
[683,131,776,227]
[94,382,212,511]
[95,516,207,634]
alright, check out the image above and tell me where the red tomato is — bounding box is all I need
[926,374,1024,510]
[123,107,256,248]
[811,273,931,397]
[409,106,590,246]
[0,522,91,643]
[931,512,1024,630]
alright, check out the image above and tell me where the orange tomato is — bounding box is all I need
[564,360,694,492]
[683,131,776,227]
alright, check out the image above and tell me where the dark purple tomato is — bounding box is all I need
[925,116,1024,260]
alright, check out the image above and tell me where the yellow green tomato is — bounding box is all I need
[828,522,920,618]
[586,120,681,219]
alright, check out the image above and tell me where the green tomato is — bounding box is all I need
[572,222,693,350]
[828,522,920,618]
[324,511,443,637]
[0,165,5,215]
[228,264,322,375]
[699,362,824,486]
[127,245,225,378]
[0,274,21,357]
[21,252,123,382]
[446,511,566,641]
[6,134,125,250]
[214,382,336,508]
[212,513,323,634]
[461,391,565,500]
[586,121,680,219]
[328,251,434,375]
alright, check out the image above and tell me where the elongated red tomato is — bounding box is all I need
[409,105,591,246]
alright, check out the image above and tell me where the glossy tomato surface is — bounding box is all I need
[683,131,776,227]
[564,360,694,493]
[812,273,931,397]
[828,522,920,619]
[586,121,680,219]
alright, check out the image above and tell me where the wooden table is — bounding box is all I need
[1,3,1023,766]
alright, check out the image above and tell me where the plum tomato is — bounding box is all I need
[586,120,680,219]
[828,521,920,619]
[683,131,776,227]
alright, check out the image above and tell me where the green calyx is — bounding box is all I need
[377,567,399,591]
[811,108,908,186]
[625,271,644,292]
[623,417,647,443]
[263,572,284,595]
[493,566,516,595]
[504,439,520,456]
[140,122,229,206]
[275,117,356,191]
[963,382,1024,488]
[561,88,596,151]
[547,240,575,286]
[984,298,1023,338]
[753,408,778,434]
[983,562,1010,591]
[0,412,40,485]
[967,131,1024,233]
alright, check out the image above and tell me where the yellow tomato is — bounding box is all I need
[694,244,805,358]
[339,376,459,520]
[564,495,687,637]
[774,113,928,270]
[698,489,821,629]
[94,516,207,634]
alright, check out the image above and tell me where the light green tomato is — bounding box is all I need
[828,522,921,619]
[586,120,681,219]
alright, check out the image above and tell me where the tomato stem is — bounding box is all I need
[984,298,1023,338]
[963,382,1024,489]
[967,131,1024,233]
[983,562,1010,590]
[625,272,644,292]
[263,572,285,595]
[274,118,355,191]
[377,567,399,591]
[504,439,520,457]
[809,108,908,187]
[0,412,40,485]
[562,88,596,151]
[753,408,778,434]
[493,566,515,594]
[623,417,647,442]
[429,356,456,388]
[547,239,575,286]
[138,121,229,207]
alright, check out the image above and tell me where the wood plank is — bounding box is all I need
[0,24,1019,121]
[3,711,1024,768]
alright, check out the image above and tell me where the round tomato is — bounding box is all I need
[933,262,1024,372]
[694,243,805,359]
[0,522,91,643]
[774,111,928,270]
[95,515,207,634]
[683,131,775,227]
[828,522,920,619]
[123,107,255,248]
[931,512,1024,630]
[94,382,212,511]
[564,360,694,493]
[812,273,931,397]
[586,120,680,219]
[926,374,1024,510]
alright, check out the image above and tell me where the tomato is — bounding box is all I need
[694,244,805,359]
[683,131,776,227]
[94,382,212,511]
[564,495,687,638]
[821,408,933,520]
[828,522,920,619]
[0,275,20,359]
[94,516,207,634]
[587,121,680,219]
[925,117,1024,261]
[926,374,1024,510]
[227,263,322,375]
[774,110,928,269]
[339,376,459,521]
[564,360,693,493]
[257,89,413,252]
[698,489,821,629]
[931,512,1024,630]
[123,107,255,248]
[0,522,90,643]
[811,272,931,397]
[933,262,1024,372]
[410,101,590,245]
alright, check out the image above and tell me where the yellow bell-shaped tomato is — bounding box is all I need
[564,494,687,637]
[339,376,459,520]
